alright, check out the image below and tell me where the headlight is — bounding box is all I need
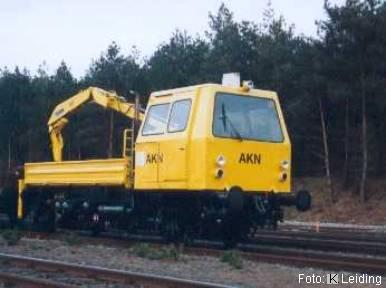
[216,155,226,167]
[280,160,289,171]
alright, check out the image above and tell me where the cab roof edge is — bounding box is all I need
[151,83,219,97]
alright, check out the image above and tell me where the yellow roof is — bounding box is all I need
[150,83,278,99]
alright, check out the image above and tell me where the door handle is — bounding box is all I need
[178,147,185,151]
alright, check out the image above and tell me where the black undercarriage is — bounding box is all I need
[1,186,310,247]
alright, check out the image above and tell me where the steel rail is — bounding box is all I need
[0,272,77,288]
[251,233,386,255]
[280,222,386,233]
[259,229,386,242]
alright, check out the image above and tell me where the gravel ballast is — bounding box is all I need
[0,237,384,287]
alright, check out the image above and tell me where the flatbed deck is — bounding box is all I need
[21,158,132,188]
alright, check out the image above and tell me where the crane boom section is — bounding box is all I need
[48,87,144,162]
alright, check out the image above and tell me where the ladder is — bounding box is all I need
[123,128,135,159]
[123,129,135,184]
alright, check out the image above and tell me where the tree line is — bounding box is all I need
[0,0,385,202]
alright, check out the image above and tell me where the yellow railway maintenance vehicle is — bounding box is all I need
[17,76,311,245]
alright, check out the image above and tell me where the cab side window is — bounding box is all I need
[142,103,170,135]
[167,99,191,133]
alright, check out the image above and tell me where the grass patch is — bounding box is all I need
[220,250,243,269]
[63,232,82,246]
[1,229,23,246]
[129,243,182,261]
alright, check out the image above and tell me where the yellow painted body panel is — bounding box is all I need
[135,84,291,193]
[22,158,132,188]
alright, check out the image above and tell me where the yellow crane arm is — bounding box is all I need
[48,87,144,162]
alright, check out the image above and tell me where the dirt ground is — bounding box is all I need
[287,177,386,225]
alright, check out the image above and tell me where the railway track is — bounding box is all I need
[239,245,386,275]
[2,243,385,288]
[260,228,386,242]
[184,243,386,276]
[5,227,386,285]
[0,253,233,288]
[280,221,386,234]
[251,232,386,255]
[58,231,386,275]
[0,272,76,288]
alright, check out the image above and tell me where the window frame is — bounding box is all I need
[141,103,171,136]
[167,99,192,133]
[212,92,285,143]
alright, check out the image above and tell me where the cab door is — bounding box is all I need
[159,98,192,185]
[135,103,170,189]
[135,142,160,183]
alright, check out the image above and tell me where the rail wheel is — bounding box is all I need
[222,187,246,248]
[162,218,180,243]
[22,191,56,232]
[222,211,242,248]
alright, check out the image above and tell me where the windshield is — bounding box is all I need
[213,93,284,142]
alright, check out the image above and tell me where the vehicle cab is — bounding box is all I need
[135,81,292,197]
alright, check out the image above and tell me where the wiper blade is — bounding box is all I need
[221,104,243,141]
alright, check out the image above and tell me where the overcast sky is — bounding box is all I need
[0,0,345,78]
